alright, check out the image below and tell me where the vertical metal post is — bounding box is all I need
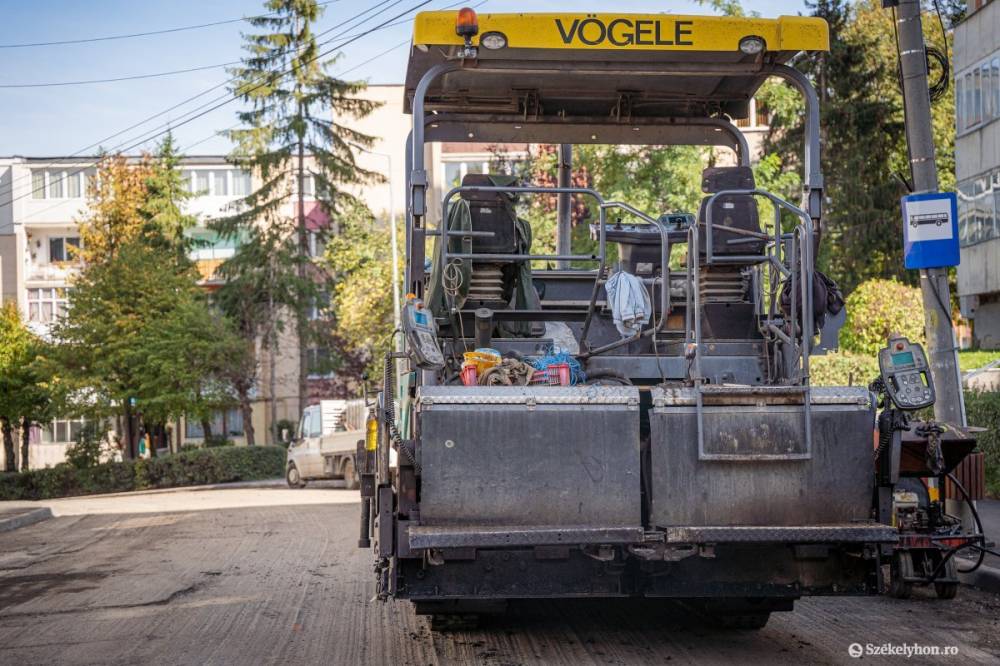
[892,0,966,426]
[556,144,573,268]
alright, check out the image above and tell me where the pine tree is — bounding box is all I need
[140,132,199,262]
[215,0,380,427]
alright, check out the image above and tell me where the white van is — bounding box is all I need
[285,400,365,488]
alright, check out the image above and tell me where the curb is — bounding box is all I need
[52,478,287,500]
[956,557,1000,595]
[0,507,53,533]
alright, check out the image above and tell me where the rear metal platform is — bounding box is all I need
[663,524,897,544]
[409,524,644,549]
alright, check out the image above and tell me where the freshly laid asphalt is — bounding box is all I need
[1,488,999,665]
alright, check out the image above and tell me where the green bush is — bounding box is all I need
[840,279,925,356]
[965,390,1000,497]
[64,422,107,469]
[810,351,880,387]
[0,446,286,501]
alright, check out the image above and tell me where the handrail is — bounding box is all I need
[691,188,815,460]
[438,185,609,347]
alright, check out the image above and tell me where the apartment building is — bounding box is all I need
[0,156,320,466]
[955,0,1000,349]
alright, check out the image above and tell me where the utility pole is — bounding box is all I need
[294,11,310,421]
[891,0,966,426]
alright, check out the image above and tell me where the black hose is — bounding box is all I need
[946,471,987,574]
[583,368,634,386]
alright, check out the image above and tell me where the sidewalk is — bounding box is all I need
[0,479,357,518]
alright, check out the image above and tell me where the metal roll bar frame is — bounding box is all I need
[405,56,824,391]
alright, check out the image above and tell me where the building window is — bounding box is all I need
[214,171,228,196]
[185,409,243,439]
[195,171,210,195]
[41,417,89,444]
[965,71,974,130]
[27,287,67,323]
[232,170,251,196]
[302,174,315,197]
[48,236,81,263]
[994,59,1000,122]
[306,347,334,378]
[31,170,46,199]
[307,230,326,258]
[308,290,331,320]
[956,75,964,132]
[984,63,993,121]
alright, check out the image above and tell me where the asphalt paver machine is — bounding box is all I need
[356,9,949,630]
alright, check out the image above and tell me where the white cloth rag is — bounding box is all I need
[605,270,651,338]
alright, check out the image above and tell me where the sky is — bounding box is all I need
[0,0,808,157]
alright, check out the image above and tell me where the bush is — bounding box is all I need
[275,419,297,449]
[204,435,234,448]
[0,445,286,501]
[810,351,880,387]
[64,422,108,469]
[965,390,1000,497]
[840,279,925,356]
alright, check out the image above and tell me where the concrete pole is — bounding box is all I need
[556,144,572,269]
[893,0,966,426]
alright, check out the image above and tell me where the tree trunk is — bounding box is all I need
[20,417,30,471]
[269,325,279,446]
[296,117,310,426]
[123,401,135,460]
[240,389,256,446]
[200,417,213,442]
[1,417,16,472]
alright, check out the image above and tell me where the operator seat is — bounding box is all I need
[459,173,520,307]
[696,166,767,257]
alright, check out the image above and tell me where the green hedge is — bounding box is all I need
[810,351,880,387]
[965,390,1000,497]
[0,446,286,501]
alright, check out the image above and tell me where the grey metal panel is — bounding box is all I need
[663,524,897,544]
[418,386,641,527]
[653,385,872,406]
[649,387,875,527]
[409,524,643,549]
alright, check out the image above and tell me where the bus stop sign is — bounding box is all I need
[901,191,959,269]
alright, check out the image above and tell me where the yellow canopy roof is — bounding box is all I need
[412,11,829,53]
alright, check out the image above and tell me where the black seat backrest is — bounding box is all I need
[459,173,518,254]
[696,166,766,256]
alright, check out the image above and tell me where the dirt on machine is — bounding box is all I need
[354,8,988,631]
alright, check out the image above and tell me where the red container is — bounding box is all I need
[460,363,478,386]
[546,363,570,386]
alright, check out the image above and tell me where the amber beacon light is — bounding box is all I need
[455,7,479,37]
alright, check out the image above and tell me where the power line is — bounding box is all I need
[0,0,404,202]
[0,61,240,88]
[5,1,433,216]
[0,1,339,48]
[180,0,486,153]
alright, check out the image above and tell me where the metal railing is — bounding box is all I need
[691,189,815,460]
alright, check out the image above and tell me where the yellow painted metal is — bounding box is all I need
[413,12,829,53]
[365,415,378,452]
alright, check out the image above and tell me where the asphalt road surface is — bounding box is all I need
[1,488,999,665]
